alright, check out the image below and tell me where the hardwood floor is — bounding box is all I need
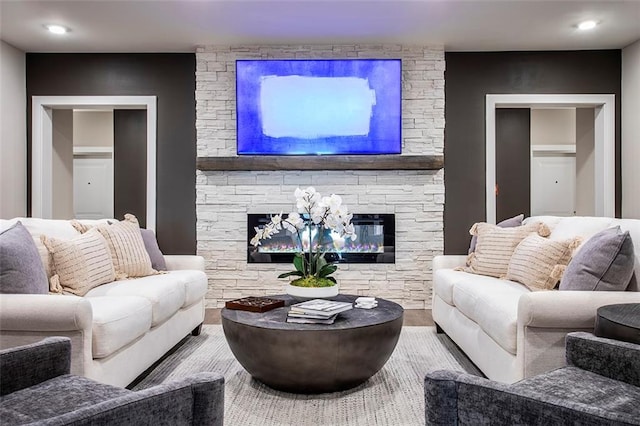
[205,308,433,326]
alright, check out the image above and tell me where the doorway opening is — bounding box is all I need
[32,96,157,230]
[486,94,615,224]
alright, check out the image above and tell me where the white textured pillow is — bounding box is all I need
[461,221,550,278]
[42,229,115,296]
[506,234,581,291]
[96,214,155,278]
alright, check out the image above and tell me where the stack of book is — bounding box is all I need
[286,299,353,324]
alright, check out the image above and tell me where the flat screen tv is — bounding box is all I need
[236,59,401,155]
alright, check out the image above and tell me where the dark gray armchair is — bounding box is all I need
[425,332,640,425]
[0,337,224,425]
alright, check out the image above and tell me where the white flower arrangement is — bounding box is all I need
[250,187,357,287]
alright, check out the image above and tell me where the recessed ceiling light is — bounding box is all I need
[45,24,69,35]
[577,20,598,31]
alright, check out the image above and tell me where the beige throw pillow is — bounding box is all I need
[506,234,581,291]
[42,229,115,296]
[96,214,156,278]
[461,221,550,278]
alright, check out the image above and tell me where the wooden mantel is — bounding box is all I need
[196,155,444,171]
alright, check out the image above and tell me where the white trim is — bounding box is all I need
[73,146,114,156]
[531,144,576,154]
[486,94,615,224]
[32,96,157,231]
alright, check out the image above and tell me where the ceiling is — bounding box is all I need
[1,0,639,53]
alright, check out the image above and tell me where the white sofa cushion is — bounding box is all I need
[85,275,186,326]
[163,270,208,308]
[451,275,530,355]
[87,296,152,359]
[435,268,518,305]
[435,269,479,305]
[546,216,612,242]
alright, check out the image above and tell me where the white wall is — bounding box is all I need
[622,39,640,218]
[73,110,113,147]
[52,110,74,219]
[530,109,576,146]
[196,44,445,309]
[0,41,26,218]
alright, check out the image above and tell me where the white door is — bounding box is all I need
[531,154,576,216]
[73,157,114,219]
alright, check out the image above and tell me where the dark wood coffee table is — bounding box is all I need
[221,294,403,394]
[594,303,640,344]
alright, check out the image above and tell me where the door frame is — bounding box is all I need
[485,94,615,224]
[32,96,157,230]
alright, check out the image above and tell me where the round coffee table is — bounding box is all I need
[594,303,640,344]
[221,294,403,394]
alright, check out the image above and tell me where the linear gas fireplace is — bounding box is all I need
[247,214,395,264]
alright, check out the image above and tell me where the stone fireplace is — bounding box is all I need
[195,44,445,309]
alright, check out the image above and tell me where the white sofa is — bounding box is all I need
[432,216,640,384]
[0,218,208,388]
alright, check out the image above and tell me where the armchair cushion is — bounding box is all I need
[425,332,640,425]
[566,332,640,387]
[1,375,130,424]
[0,338,225,426]
[0,337,70,396]
[425,369,640,425]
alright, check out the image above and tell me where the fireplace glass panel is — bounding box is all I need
[247,214,395,264]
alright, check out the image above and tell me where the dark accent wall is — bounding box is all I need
[26,53,196,254]
[496,108,531,221]
[114,109,147,227]
[444,51,621,254]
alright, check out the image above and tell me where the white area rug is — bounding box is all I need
[133,325,480,426]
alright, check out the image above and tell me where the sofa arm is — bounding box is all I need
[0,294,94,377]
[0,337,71,396]
[433,255,467,272]
[518,291,640,329]
[566,332,640,387]
[0,294,93,332]
[163,255,205,272]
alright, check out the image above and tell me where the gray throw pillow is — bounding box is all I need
[0,222,49,294]
[559,226,635,291]
[140,228,167,271]
[468,213,524,254]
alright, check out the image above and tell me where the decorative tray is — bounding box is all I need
[225,296,285,313]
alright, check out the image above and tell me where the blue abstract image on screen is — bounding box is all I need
[236,59,401,155]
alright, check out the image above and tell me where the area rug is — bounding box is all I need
[133,325,481,426]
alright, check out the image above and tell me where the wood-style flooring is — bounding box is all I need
[205,309,433,326]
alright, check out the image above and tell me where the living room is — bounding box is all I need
[1,1,640,425]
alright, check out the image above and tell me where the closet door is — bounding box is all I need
[531,153,576,216]
[73,157,114,219]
